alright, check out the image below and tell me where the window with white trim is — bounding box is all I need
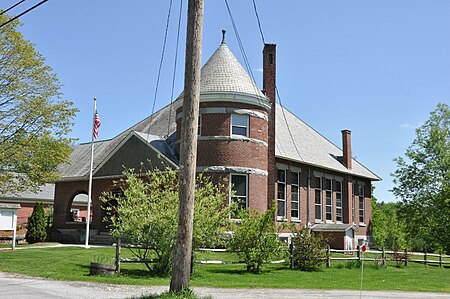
[230,174,248,219]
[231,114,249,136]
[325,178,333,222]
[358,184,365,224]
[277,169,286,219]
[291,171,299,220]
[352,182,356,223]
[314,177,322,222]
[335,180,343,222]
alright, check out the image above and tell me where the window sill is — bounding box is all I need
[314,220,323,224]
[359,223,366,227]
[291,219,301,223]
[277,217,287,222]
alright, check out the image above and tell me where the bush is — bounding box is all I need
[228,207,283,273]
[290,227,326,271]
[102,168,230,276]
[25,202,47,244]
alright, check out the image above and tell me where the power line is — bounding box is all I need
[252,0,265,45]
[167,0,184,136]
[224,0,261,100]
[146,0,174,140]
[0,0,27,16]
[0,0,48,29]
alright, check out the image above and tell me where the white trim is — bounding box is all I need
[231,114,249,137]
[174,92,271,111]
[276,169,286,221]
[197,166,267,176]
[229,173,248,219]
[92,131,178,176]
[176,107,268,121]
[290,170,300,221]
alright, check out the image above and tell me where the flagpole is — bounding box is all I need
[85,97,97,248]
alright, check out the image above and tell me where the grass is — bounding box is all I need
[0,245,448,293]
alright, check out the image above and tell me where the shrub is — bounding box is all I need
[228,207,283,273]
[25,202,47,244]
[102,168,230,276]
[290,226,326,271]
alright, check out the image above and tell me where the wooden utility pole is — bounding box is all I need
[170,0,204,292]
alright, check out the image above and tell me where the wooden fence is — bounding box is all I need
[114,239,449,272]
[323,245,450,268]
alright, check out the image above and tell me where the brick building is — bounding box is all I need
[52,40,380,248]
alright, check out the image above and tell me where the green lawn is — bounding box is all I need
[0,245,448,293]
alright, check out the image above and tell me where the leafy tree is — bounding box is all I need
[25,202,47,243]
[392,103,450,253]
[0,14,77,194]
[371,199,406,250]
[290,226,326,271]
[228,207,283,273]
[102,168,230,276]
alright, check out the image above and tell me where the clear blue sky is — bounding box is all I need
[3,0,449,202]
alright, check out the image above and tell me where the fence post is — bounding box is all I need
[439,251,442,268]
[357,245,361,263]
[424,251,427,267]
[289,243,294,269]
[404,248,408,266]
[190,248,194,274]
[115,238,121,273]
[382,247,386,266]
[326,245,331,268]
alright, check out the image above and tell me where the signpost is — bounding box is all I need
[360,244,367,299]
[0,203,21,250]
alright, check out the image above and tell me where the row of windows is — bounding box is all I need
[231,172,365,224]
[198,114,249,137]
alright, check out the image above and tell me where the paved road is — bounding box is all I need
[0,272,448,299]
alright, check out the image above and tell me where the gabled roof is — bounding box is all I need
[178,42,265,99]
[57,103,176,180]
[275,104,381,181]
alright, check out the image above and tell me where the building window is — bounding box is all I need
[314,177,322,222]
[277,169,286,220]
[230,174,247,218]
[352,182,356,223]
[358,184,365,224]
[325,178,332,222]
[231,114,249,136]
[198,115,202,136]
[335,180,343,222]
[291,172,299,220]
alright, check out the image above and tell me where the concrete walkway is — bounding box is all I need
[0,272,448,299]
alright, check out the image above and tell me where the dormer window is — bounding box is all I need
[231,114,249,136]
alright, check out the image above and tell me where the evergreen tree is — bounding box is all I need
[25,202,47,244]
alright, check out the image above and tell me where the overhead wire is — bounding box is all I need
[0,0,26,16]
[146,0,174,142]
[224,0,264,107]
[167,0,184,137]
[0,0,48,29]
[251,0,304,162]
[252,0,265,45]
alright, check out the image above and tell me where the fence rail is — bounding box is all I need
[113,239,449,273]
[324,246,450,268]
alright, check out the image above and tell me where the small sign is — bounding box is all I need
[361,244,367,253]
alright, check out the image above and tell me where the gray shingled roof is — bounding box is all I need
[275,104,380,181]
[178,42,265,99]
[58,42,379,182]
[311,223,357,232]
[57,103,176,179]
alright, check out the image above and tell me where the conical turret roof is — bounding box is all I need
[177,42,266,99]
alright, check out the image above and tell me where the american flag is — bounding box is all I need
[93,111,101,139]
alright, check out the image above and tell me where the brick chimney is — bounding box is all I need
[341,129,352,169]
[263,44,276,207]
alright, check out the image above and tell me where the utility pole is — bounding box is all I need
[170,0,204,292]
